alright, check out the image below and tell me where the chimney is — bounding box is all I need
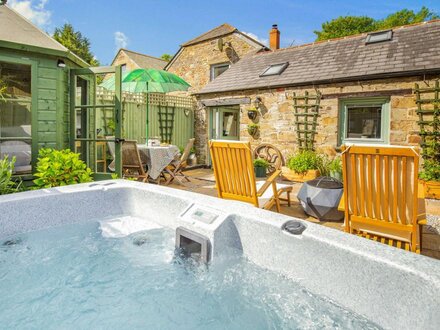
[269,24,280,50]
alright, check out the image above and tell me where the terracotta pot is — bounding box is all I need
[281,167,320,182]
[423,180,440,199]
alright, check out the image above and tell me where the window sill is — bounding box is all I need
[342,140,389,146]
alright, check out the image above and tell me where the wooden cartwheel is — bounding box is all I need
[253,143,284,175]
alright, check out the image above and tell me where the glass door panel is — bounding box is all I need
[70,66,122,179]
[210,106,240,140]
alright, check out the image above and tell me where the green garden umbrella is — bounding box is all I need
[100,68,190,141]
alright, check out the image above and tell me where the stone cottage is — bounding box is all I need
[165,23,267,93]
[194,21,440,165]
[165,23,268,156]
[111,48,167,72]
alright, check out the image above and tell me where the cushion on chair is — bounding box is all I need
[256,181,292,208]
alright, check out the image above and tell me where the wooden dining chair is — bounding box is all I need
[121,140,148,182]
[163,138,195,185]
[341,145,427,253]
[209,140,292,212]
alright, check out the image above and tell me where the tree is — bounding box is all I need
[160,54,172,62]
[314,16,376,41]
[314,7,438,41]
[377,7,438,29]
[53,24,99,66]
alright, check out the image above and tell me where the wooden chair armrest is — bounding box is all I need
[418,219,427,225]
[338,192,345,211]
[257,170,281,196]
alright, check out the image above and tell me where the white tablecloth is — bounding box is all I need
[137,144,180,179]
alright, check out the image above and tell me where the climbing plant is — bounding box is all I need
[414,81,440,181]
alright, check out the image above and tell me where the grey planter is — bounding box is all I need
[297,176,344,221]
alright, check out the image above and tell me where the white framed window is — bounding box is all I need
[339,97,390,145]
[210,63,230,81]
[365,30,393,44]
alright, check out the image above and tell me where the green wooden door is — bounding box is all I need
[70,66,123,179]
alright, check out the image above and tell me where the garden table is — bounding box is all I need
[137,144,180,180]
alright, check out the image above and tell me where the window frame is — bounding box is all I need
[365,30,393,44]
[210,62,230,81]
[259,62,289,77]
[338,97,390,146]
[0,55,38,176]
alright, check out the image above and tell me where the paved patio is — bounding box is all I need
[167,168,440,260]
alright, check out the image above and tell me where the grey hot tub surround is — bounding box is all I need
[0,180,439,330]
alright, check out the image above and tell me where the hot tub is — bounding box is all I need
[0,180,439,329]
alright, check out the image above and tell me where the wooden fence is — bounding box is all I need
[95,87,194,149]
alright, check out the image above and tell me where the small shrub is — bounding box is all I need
[33,148,93,188]
[419,159,440,182]
[253,159,269,168]
[247,123,259,136]
[111,173,137,181]
[0,156,22,195]
[287,150,323,174]
[327,156,343,178]
[328,156,342,173]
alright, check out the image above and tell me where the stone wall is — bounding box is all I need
[195,75,440,164]
[167,32,262,158]
[167,32,262,93]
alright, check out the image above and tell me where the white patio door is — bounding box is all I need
[210,106,240,141]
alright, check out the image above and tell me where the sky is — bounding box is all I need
[7,0,440,65]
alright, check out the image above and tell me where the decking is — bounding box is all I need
[168,168,440,260]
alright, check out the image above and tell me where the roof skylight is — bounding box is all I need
[365,30,393,44]
[260,62,289,77]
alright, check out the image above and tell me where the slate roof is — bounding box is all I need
[0,5,67,52]
[182,23,237,47]
[118,49,167,70]
[0,5,87,66]
[198,20,440,94]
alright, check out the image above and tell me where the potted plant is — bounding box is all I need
[328,156,342,181]
[247,123,259,137]
[417,131,440,199]
[253,159,269,178]
[282,150,322,182]
[247,108,259,121]
[420,159,440,199]
[188,147,197,166]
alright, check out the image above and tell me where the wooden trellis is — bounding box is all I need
[414,81,440,161]
[292,91,321,150]
[158,105,175,144]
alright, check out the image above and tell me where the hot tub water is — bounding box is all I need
[0,219,381,329]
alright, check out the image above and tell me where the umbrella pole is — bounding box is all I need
[145,82,149,144]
